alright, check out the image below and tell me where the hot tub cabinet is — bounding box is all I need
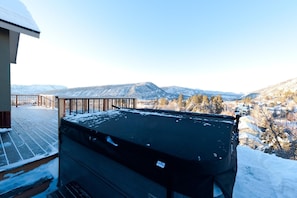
[57,109,239,198]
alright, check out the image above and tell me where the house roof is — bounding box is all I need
[0,0,40,63]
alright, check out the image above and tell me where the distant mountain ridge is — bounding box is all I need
[11,85,67,94]
[162,86,242,101]
[258,77,297,94]
[12,77,297,100]
[245,77,297,99]
[44,82,176,100]
[36,82,242,100]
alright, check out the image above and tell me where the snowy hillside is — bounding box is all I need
[244,77,297,99]
[11,85,67,94]
[258,77,297,94]
[162,86,243,100]
[44,82,177,100]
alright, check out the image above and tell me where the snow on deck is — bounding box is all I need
[0,106,58,171]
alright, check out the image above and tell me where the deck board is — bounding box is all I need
[0,106,58,170]
[1,132,22,164]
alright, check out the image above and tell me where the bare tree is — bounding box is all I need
[259,106,283,151]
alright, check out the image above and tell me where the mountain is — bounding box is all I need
[162,86,243,101]
[43,82,244,100]
[44,82,176,100]
[245,77,297,99]
[11,85,67,94]
[11,82,242,100]
[10,77,297,101]
[258,77,297,95]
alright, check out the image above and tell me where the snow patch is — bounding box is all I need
[234,146,297,198]
[0,158,58,195]
[64,110,121,124]
[0,128,12,133]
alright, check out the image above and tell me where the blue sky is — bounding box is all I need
[12,0,297,93]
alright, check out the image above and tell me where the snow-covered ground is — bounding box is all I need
[234,146,297,198]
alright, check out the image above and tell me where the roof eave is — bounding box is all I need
[0,20,40,64]
[0,20,40,38]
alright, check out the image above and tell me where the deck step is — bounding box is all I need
[0,154,58,197]
[0,153,58,180]
[1,177,52,198]
[47,181,92,198]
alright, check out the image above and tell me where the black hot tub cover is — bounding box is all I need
[60,108,239,197]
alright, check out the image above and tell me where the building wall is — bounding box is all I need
[0,28,11,127]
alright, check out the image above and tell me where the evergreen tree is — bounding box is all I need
[200,95,210,113]
[210,95,224,114]
[185,95,196,111]
[158,98,168,106]
[177,94,184,109]
[243,97,252,104]
[202,95,209,104]
[197,94,203,104]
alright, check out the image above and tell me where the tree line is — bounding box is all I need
[157,94,224,114]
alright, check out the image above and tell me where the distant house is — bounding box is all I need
[235,103,251,116]
[0,0,40,128]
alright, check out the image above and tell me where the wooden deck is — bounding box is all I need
[0,105,58,171]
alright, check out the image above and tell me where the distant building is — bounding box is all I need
[235,103,250,116]
[0,1,40,128]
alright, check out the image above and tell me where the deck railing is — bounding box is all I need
[11,95,137,126]
[58,97,137,126]
[11,94,57,109]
